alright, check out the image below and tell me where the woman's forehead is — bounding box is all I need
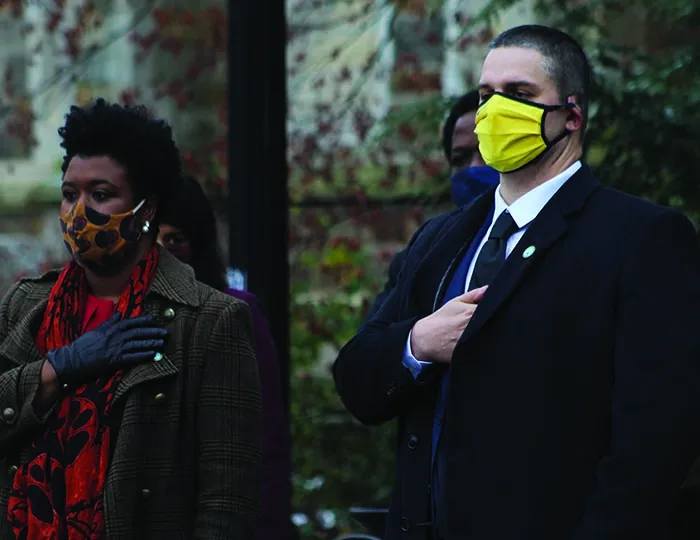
[63,155,128,186]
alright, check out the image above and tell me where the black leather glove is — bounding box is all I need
[47,312,168,386]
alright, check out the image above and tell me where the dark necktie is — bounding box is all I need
[469,210,519,290]
[433,210,519,538]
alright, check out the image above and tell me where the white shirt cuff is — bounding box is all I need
[402,329,434,379]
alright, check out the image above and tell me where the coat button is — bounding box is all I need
[7,465,18,477]
[400,517,410,532]
[164,308,175,320]
[407,434,418,450]
[141,488,151,498]
[153,352,163,362]
[154,393,166,402]
[2,407,15,422]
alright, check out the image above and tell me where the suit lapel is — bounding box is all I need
[410,190,495,314]
[459,165,600,345]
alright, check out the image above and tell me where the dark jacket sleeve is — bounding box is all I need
[232,291,291,540]
[194,299,261,539]
[334,218,445,426]
[0,282,52,456]
[364,248,408,324]
[572,210,700,540]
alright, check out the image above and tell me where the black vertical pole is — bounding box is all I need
[227,0,290,426]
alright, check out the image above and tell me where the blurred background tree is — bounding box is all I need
[0,0,698,538]
[382,0,700,217]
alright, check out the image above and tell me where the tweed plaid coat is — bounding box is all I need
[0,249,261,539]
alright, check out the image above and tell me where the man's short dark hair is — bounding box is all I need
[58,98,183,222]
[489,25,591,133]
[441,89,480,163]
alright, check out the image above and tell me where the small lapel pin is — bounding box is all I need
[522,245,536,259]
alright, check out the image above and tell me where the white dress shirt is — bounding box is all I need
[403,160,582,377]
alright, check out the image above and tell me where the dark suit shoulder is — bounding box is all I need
[593,186,684,220]
[405,207,465,250]
[561,184,698,285]
[424,206,464,230]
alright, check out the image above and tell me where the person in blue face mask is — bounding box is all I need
[443,92,500,207]
[365,90,498,321]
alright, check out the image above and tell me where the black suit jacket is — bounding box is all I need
[366,248,408,322]
[334,165,700,540]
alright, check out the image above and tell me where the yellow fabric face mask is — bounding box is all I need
[474,93,572,173]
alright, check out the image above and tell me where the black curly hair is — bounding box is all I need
[441,90,480,163]
[159,175,229,291]
[58,98,183,222]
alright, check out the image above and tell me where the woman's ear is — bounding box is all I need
[142,197,159,223]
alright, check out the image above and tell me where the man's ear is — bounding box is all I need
[565,96,583,132]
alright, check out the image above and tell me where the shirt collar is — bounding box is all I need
[493,160,582,229]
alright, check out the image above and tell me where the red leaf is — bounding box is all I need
[478,28,494,43]
[425,31,440,46]
[457,36,474,52]
[419,159,441,177]
[353,111,373,141]
[119,90,136,105]
[46,12,62,32]
[4,66,15,98]
[10,0,23,18]
[186,60,203,80]
[152,8,173,30]
[166,80,184,96]
[64,28,81,58]
[398,123,416,141]
[180,11,196,26]
[175,93,189,109]
[337,67,352,82]
[397,52,418,68]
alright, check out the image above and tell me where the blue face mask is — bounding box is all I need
[450,166,500,207]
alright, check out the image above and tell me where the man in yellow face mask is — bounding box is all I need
[334,24,700,540]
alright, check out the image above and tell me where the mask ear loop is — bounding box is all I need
[132,199,146,213]
[132,199,150,235]
[541,102,577,146]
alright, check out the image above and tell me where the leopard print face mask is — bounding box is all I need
[60,200,146,268]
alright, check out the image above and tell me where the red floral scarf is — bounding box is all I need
[7,247,158,539]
